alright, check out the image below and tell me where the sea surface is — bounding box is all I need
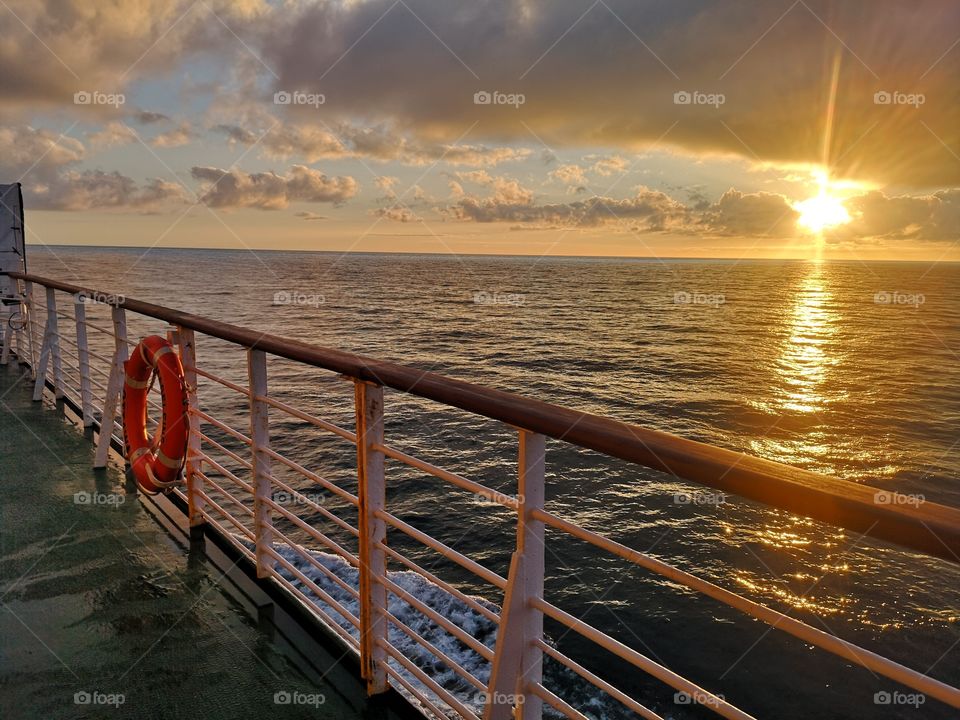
[26,246,960,720]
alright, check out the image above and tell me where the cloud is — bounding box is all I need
[372,206,421,223]
[87,122,135,148]
[551,164,586,187]
[151,121,194,148]
[295,211,327,221]
[700,189,800,236]
[133,110,171,125]
[190,164,358,209]
[829,189,960,241]
[34,172,189,211]
[588,155,629,177]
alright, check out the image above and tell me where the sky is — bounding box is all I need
[1,0,959,260]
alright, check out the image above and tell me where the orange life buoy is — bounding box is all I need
[122,335,189,495]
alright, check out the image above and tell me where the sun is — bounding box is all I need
[794,171,852,234]
[795,192,851,233]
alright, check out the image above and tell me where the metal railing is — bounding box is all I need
[3,270,960,720]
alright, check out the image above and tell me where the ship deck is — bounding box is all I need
[0,362,378,720]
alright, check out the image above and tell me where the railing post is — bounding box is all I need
[23,280,36,376]
[248,349,274,578]
[32,287,59,401]
[355,379,388,695]
[73,295,94,426]
[47,288,64,399]
[484,430,546,720]
[177,327,205,528]
[94,306,128,468]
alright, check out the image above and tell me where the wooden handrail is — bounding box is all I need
[8,271,960,563]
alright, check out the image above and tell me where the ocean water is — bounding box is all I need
[26,246,960,720]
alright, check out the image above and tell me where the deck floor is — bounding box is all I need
[0,362,374,719]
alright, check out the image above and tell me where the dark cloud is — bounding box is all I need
[191,164,359,209]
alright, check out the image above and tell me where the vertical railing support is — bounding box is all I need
[94,306,128,468]
[74,295,95,426]
[177,327,205,529]
[23,280,36,377]
[248,349,274,578]
[355,379,388,695]
[484,430,546,720]
[32,287,62,401]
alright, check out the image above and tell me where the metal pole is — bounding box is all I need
[484,430,546,720]
[355,379,388,694]
[248,348,274,578]
[95,306,128,468]
[177,326,204,528]
[74,295,94,426]
[46,287,64,399]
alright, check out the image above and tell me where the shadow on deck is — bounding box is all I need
[0,362,387,720]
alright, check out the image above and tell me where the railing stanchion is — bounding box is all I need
[94,306,128,468]
[74,294,94,426]
[178,327,205,528]
[484,430,546,720]
[355,379,388,695]
[48,288,64,399]
[23,280,36,376]
[32,288,58,400]
[248,349,274,578]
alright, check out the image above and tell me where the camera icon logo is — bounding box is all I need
[474,91,492,105]
[873,91,891,105]
[74,91,91,105]
[74,491,91,505]
[274,691,292,705]
[673,90,692,105]
[274,91,292,105]
[74,691,92,705]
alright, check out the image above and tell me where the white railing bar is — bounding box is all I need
[375,509,508,591]
[261,545,360,629]
[527,683,590,720]
[259,521,360,601]
[378,639,481,720]
[377,574,494,662]
[187,365,251,397]
[256,393,357,444]
[196,452,255,495]
[382,607,487,692]
[261,495,360,569]
[192,408,253,446]
[195,432,254,470]
[262,556,361,652]
[82,319,139,347]
[380,661,449,720]
[260,446,359,506]
[376,442,519,510]
[266,471,360,539]
[535,639,664,720]
[196,471,254,518]
[193,489,256,541]
[376,541,500,625]
[531,508,960,709]
[195,509,257,561]
[531,597,753,720]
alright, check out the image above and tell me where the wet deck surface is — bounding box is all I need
[0,362,374,719]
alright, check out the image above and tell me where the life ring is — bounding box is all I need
[122,335,189,495]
